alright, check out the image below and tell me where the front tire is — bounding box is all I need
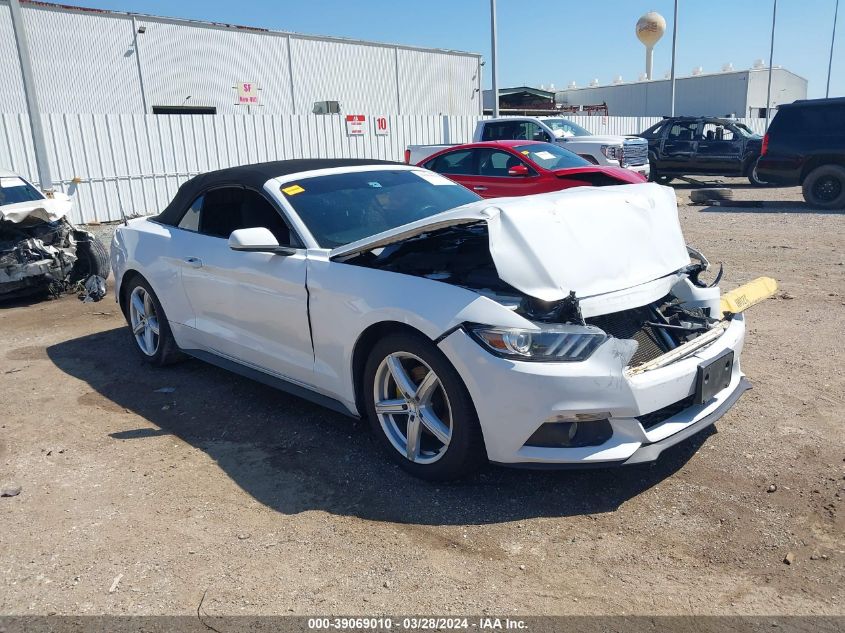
[802,165,845,209]
[651,171,674,185]
[363,332,485,480]
[124,277,185,366]
[69,237,110,284]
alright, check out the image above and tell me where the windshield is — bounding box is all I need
[280,169,481,248]
[0,176,44,207]
[543,118,591,138]
[513,143,589,170]
[734,122,757,137]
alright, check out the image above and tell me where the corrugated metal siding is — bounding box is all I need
[0,1,481,116]
[21,5,144,114]
[556,71,806,118]
[1,112,768,225]
[136,19,294,115]
[290,38,397,115]
[397,49,481,115]
[0,4,27,113]
[746,69,808,113]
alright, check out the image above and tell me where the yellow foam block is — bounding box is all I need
[721,277,779,315]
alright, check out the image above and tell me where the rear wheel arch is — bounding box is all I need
[800,156,845,183]
[118,269,144,319]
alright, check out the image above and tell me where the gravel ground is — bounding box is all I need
[0,180,842,617]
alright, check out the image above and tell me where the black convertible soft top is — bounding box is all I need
[156,159,403,225]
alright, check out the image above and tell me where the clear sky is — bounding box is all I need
[55,0,843,99]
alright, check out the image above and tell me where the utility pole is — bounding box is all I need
[490,0,499,117]
[670,0,678,116]
[827,0,840,98]
[765,0,778,129]
[8,0,52,190]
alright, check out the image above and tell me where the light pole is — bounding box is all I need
[490,0,499,117]
[670,0,678,116]
[765,0,778,129]
[827,0,840,98]
[8,0,52,190]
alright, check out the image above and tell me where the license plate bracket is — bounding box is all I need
[695,349,734,405]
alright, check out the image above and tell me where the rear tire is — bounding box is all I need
[747,157,770,187]
[123,277,185,366]
[363,331,486,481]
[802,165,845,209]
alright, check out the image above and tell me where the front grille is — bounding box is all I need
[622,139,648,166]
[637,394,696,430]
[587,306,669,366]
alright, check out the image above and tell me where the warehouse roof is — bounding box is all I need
[19,0,481,58]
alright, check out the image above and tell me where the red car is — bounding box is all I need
[416,140,646,198]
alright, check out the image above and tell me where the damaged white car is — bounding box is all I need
[110,160,775,480]
[0,170,109,300]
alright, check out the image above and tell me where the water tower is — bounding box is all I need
[636,11,666,80]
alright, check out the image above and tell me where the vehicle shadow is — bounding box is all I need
[696,202,844,214]
[0,288,54,308]
[46,327,713,526]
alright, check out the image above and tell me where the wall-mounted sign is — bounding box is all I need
[346,114,366,136]
[237,82,259,105]
[373,116,389,136]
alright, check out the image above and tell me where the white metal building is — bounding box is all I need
[555,67,807,118]
[0,0,483,116]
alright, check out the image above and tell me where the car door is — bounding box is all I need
[469,148,541,198]
[639,120,668,164]
[174,185,314,385]
[424,148,477,192]
[694,121,743,174]
[660,119,701,173]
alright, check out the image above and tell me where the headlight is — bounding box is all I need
[467,324,607,362]
[600,144,623,162]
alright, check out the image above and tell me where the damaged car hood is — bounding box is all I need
[331,182,691,302]
[0,198,71,224]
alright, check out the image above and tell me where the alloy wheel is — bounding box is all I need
[373,352,453,464]
[129,286,160,356]
[813,175,842,203]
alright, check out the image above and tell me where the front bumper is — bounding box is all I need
[0,258,66,295]
[625,162,650,178]
[437,315,747,466]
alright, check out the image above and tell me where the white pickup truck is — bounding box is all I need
[407,116,650,178]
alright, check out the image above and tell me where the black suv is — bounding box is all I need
[756,98,845,209]
[639,116,766,186]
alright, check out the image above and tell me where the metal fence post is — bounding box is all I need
[8,0,52,189]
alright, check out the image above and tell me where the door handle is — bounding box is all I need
[184,256,203,268]
[473,186,488,191]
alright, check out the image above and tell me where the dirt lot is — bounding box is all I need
[1,180,843,617]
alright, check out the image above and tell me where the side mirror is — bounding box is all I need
[508,164,530,177]
[228,227,293,254]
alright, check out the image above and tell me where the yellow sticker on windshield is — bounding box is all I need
[521,150,530,155]
[282,184,304,195]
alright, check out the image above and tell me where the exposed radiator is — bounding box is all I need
[587,306,669,366]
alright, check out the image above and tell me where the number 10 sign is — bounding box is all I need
[373,116,389,136]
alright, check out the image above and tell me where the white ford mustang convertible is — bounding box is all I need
[111,159,759,480]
